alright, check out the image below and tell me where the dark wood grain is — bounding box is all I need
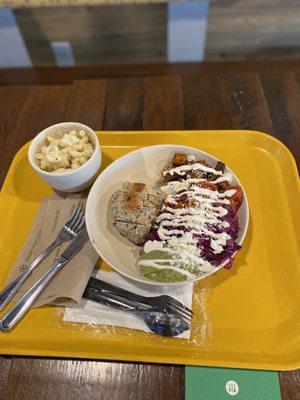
[104,78,144,131]
[143,76,184,130]
[0,70,299,400]
[221,74,273,132]
[0,85,72,187]
[65,80,107,128]
[0,357,11,397]
[260,73,300,164]
[182,75,233,129]
[3,60,300,86]
[183,74,273,132]
[279,370,300,400]
[2,359,184,400]
[294,72,300,89]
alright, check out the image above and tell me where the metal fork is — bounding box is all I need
[86,277,193,323]
[0,201,85,312]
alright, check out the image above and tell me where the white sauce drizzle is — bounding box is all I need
[163,162,223,177]
[139,158,237,278]
[160,173,232,194]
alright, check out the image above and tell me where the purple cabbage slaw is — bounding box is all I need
[146,202,241,270]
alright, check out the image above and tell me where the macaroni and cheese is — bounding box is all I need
[36,130,94,173]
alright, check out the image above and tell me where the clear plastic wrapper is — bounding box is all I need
[51,269,213,348]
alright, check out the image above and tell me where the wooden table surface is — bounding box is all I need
[0,67,299,399]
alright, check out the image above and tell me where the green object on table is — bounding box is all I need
[185,366,281,400]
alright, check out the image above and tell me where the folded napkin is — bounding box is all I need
[63,270,193,339]
[4,193,98,307]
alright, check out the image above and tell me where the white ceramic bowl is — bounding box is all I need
[28,122,101,193]
[86,145,249,286]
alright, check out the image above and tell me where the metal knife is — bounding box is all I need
[0,227,88,332]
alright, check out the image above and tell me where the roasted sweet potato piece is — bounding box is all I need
[172,153,188,166]
[200,159,211,167]
[206,172,217,181]
[215,161,225,173]
[217,181,230,193]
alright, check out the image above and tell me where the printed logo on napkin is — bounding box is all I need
[19,264,29,273]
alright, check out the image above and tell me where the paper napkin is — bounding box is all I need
[63,270,194,339]
[4,193,98,307]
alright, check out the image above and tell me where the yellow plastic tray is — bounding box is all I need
[0,130,299,370]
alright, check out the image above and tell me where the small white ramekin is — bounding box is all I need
[28,122,101,193]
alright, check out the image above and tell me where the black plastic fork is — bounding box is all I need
[83,286,190,336]
[85,277,193,322]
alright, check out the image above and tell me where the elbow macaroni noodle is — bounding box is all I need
[36,130,94,173]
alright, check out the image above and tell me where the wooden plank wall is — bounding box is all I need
[14,4,167,65]
[13,0,300,65]
[206,0,300,60]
